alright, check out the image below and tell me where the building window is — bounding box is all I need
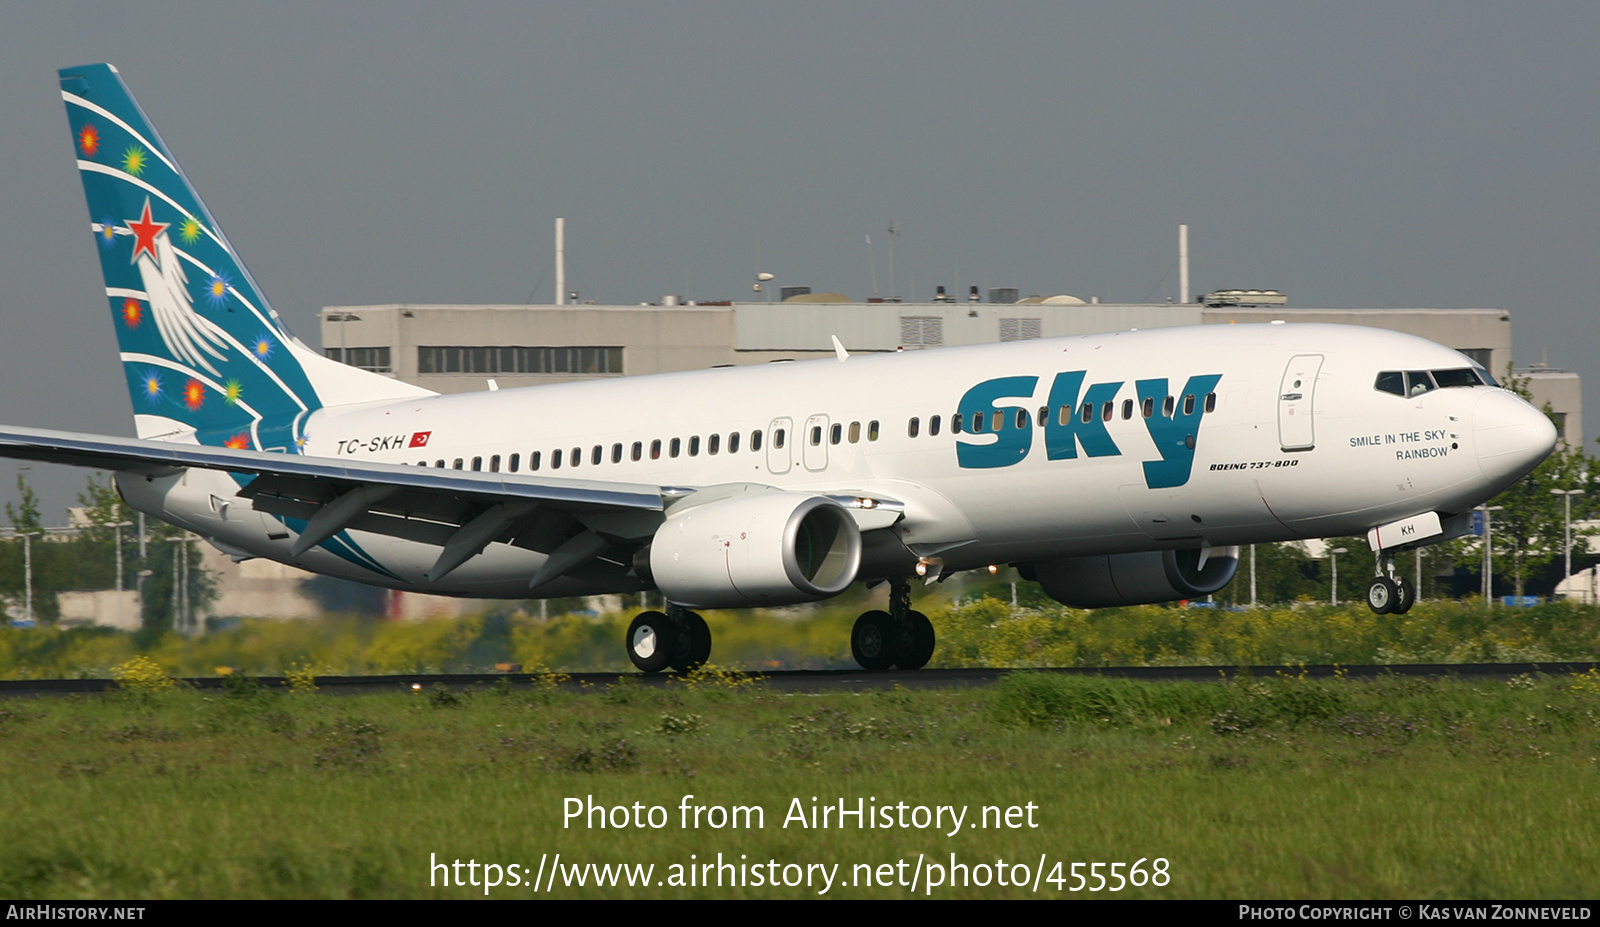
[326,346,392,373]
[416,345,623,375]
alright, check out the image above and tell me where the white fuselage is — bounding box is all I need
[122,323,1553,598]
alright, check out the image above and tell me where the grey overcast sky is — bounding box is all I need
[1,1,1597,516]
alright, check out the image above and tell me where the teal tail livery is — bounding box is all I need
[0,64,1558,672]
[58,63,431,449]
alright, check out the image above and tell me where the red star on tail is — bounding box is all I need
[127,199,167,264]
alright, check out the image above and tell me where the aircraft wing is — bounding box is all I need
[0,424,679,585]
[0,424,902,588]
[0,424,666,511]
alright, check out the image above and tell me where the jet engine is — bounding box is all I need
[1023,546,1240,608]
[641,492,861,609]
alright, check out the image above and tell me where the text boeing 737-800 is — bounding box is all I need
[0,64,1556,671]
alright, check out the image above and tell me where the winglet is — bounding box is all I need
[831,335,849,362]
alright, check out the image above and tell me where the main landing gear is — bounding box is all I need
[851,578,935,671]
[626,603,711,674]
[1365,550,1415,615]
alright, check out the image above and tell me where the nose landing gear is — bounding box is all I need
[1366,550,1415,615]
[851,578,936,670]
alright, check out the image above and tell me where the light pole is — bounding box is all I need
[1330,547,1348,606]
[1478,504,1503,603]
[1249,543,1257,607]
[1552,489,1585,598]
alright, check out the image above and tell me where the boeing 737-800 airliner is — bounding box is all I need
[0,64,1556,671]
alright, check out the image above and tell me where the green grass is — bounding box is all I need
[0,669,1596,898]
[3,595,1597,679]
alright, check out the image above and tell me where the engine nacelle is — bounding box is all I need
[645,492,862,609]
[1026,546,1240,608]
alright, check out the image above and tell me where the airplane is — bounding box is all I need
[0,63,1557,673]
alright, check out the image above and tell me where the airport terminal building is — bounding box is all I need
[320,296,1583,445]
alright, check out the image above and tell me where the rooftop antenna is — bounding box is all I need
[886,222,900,302]
[1179,223,1189,305]
[555,217,566,306]
[865,234,879,298]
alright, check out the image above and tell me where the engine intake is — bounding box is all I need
[645,492,861,608]
[1026,546,1240,608]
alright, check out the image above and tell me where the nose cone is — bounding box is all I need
[1474,389,1558,488]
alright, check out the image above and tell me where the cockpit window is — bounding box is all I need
[1376,367,1495,397]
[1431,368,1480,389]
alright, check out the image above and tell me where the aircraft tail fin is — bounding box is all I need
[58,63,432,450]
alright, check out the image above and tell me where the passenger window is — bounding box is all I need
[612,443,623,463]
[1122,399,1134,420]
[774,429,785,449]
[830,423,842,445]
[453,458,464,469]
[531,451,541,471]
[571,447,581,467]
[952,413,963,433]
[810,426,822,446]
[592,445,602,466]
[1101,401,1113,423]
[709,434,720,455]
[1058,405,1072,426]
[1080,403,1092,424]
[1162,396,1175,417]
[868,420,879,441]
[752,430,763,451]
[930,415,942,436]
[631,441,642,461]
[908,417,921,438]
[993,412,1004,432]
[1142,397,1154,418]
[848,422,861,443]
[551,449,561,469]
[471,457,482,471]
[1182,394,1195,415]
[670,438,681,458]
[1038,407,1049,428]
[509,453,520,472]
[689,436,700,457]
[434,459,445,468]
[651,439,661,460]
[972,411,985,432]
[1017,409,1029,430]
[489,455,500,472]
[1204,393,1216,413]
[729,432,740,453]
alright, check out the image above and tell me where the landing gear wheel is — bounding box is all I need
[1367,577,1398,615]
[893,610,936,670]
[1393,578,1415,615]
[627,611,673,674]
[851,610,898,671]
[671,612,712,673]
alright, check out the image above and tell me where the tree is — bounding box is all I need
[1456,371,1598,597]
[1214,541,1325,606]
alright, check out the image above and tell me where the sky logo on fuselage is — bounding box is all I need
[956,371,1223,489]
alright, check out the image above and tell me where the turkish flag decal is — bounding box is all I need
[409,431,432,448]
